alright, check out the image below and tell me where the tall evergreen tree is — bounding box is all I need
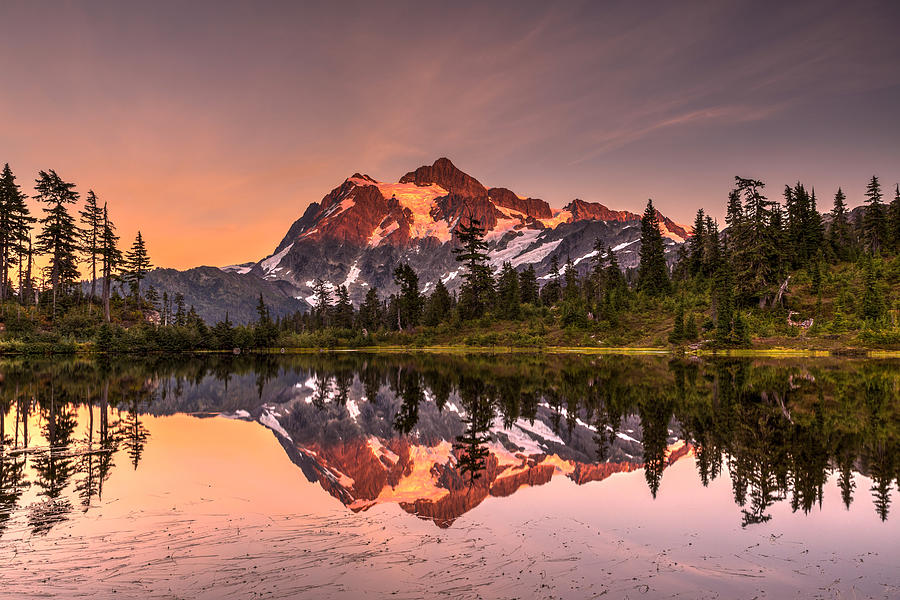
[730,176,778,305]
[636,199,670,296]
[863,175,886,253]
[688,209,706,277]
[541,254,562,305]
[332,285,355,329]
[453,217,494,318]
[122,231,152,313]
[0,164,34,302]
[496,261,521,320]
[518,264,539,305]
[359,287,381,331]
[828,188,852,259]
[393,263,422,329]
[34,169,81,316]
[310,278,333,327]
[702,216,721,277]
[79,190,103,302]
[423,279,452,326]
[99,204,122,322]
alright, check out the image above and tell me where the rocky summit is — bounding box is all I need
[204,158,688,320]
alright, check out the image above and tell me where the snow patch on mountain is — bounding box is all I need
[612,239,639,252]
[342,262,361,288]
[261,243,294,275]
[368,219,400,246]
[489,229,542,267]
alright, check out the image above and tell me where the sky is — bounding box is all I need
[2,0,899,269]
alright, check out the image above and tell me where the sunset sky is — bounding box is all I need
[2,0,899,269]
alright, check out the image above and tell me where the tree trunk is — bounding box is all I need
[103,273,111,323]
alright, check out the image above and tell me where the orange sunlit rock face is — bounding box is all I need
[295,434,691,528]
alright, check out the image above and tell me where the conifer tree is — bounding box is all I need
[829,188,852,259]
[669,296,685,343]
[79,190,104,302]
[688,209,706,277]
[34,169,81,316]
[540,254,562,305]
[122,231,152,314]
[702,216,720,277]
[144,285,160,314]
[99,204,122,322]
[174,292,186,326]
[517,264,539,305]
[423,279,452,326]
[604,246,626,292]
[359,287,381,331]
[562,255,580,301]
[636,199,670,296]
[0,164,34,302]
[863,175,886,253]
[453,217,494,318]
[496,261,521,319]
[392,263,422,329]
[333,285,354,328]
[310,278,333,327]
[730,177,778,305]
[254,293,279,345]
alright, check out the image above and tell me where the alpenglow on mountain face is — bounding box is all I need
[217,158,688,312]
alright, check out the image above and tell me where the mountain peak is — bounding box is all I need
[399,158,488,198]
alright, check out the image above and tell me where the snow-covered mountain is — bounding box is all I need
[228,157,689,307]
[222,373,688,528]
[143,157,689,322]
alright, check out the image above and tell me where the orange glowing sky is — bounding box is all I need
[2,1,899,270]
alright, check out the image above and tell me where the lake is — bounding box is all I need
[0,353,898,599]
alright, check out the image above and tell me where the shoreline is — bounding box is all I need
[1,343,898,359]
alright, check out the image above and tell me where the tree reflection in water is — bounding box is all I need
[0,353,897,534]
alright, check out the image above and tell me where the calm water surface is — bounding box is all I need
[0,353,898,599]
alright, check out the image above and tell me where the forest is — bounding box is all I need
[1,163,899,353]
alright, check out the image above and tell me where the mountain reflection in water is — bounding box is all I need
[1,353,898,536]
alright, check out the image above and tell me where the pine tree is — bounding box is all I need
[333,285,354,328]
[99,204,122,323]
[310,278,332,327]
[393,263,422,329]
[359,287,381,331]
[518,264,539,305]
[453,217,494,319]
[669,296,685,343]
[829,188,852,260]
[684,312,698,340]
[496,261,521,320]
[636,199,670,296]
[863,175,886,253]
[79,190,103,303]
[0,164,34,302]
[860,256,885,322]
[688,209,706,277]
[423,279,452,326]
[122,231,152,314]
[702,216,720,277]
[144,285,160,314]
[540,254,562,305]
[34,169,81,316]
[174,292,186,326]
[730,176,778,305]
[254,293,279,345]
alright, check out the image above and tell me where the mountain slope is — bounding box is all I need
[244,158,689,306]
